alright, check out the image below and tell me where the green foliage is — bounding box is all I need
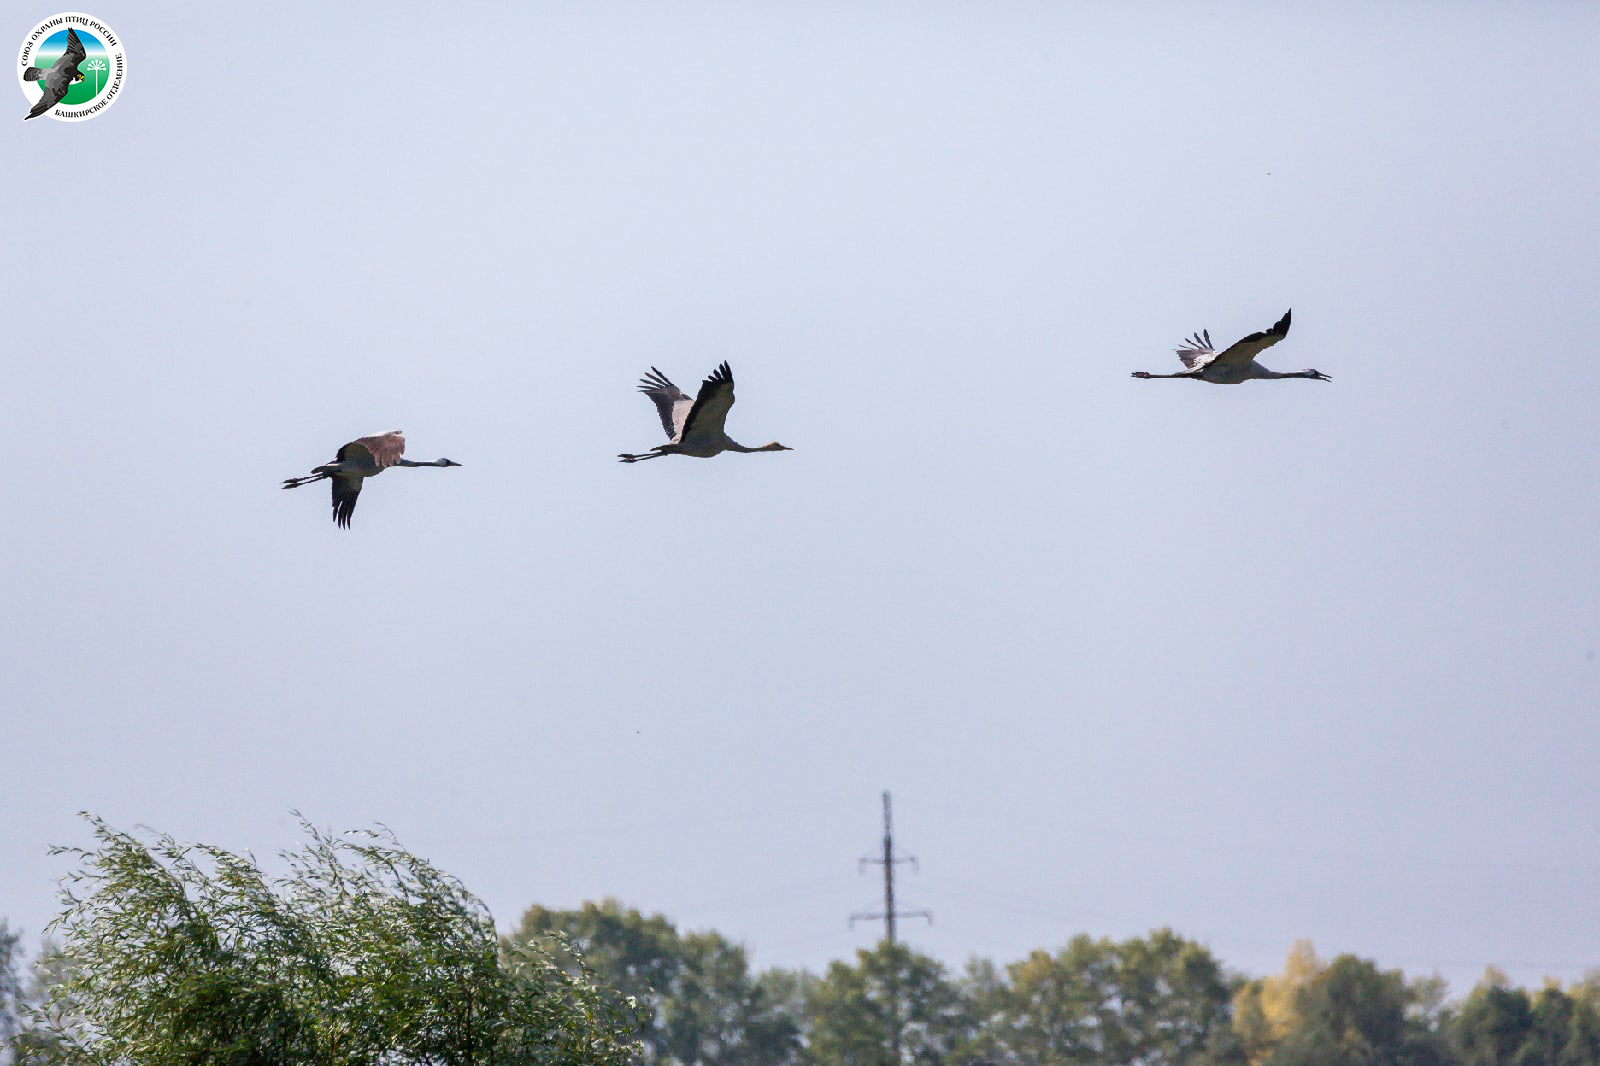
[1565,978,1600,1065]
[958,929,1237,1065]
[39,813,640,1065]
[1524,986,1580,1065]
[1267,955,1428,1065]
[755,966,821,1057]
[1242,950,1456,1066]
[27,829,1600,1066]
[0,920,19,1052]
[1451,972,1600,1066]
[0,924,78,1065]
[508,898,805,1064]
[805,940,974,1065]
[1455,975,1534,1065]
[8,939,80,1065]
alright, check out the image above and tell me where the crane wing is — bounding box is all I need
[340,431,406,470]
[677,362,736,445]
[330,475,363,528]
[1175,329,1214,369]
[1209,309,1292,367]
[637,368,694,440]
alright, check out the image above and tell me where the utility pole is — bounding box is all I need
[849,791,931,1064]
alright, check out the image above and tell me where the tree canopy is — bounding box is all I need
[32,814,640,1065]
[509,898,804,1065]
[805,940,974,1065]
[958,929,1237,1065]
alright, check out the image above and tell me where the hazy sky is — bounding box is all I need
[3,2,1598,997]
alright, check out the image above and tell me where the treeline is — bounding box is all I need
[513,899,1600,1065]
[3,818,1597,1064]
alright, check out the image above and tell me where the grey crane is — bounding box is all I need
[282,431,460,528]
[1131,310,1329,384]
[618,362,792,463]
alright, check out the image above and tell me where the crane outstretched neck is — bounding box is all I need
[1261,368,1331,381]
[726,440,793,453]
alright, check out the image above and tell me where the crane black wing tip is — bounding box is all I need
[638,367,676,391]
[1175,331,1215,366]
[705,361,733,385]
[330,479,360,528]
[1275,309,1292,334]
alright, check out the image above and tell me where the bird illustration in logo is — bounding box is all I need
[23,27,87,120]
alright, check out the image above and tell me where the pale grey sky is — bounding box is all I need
[3,2,1598,996]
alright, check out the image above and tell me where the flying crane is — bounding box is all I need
[619,362,792,463]
[282,431,460,528]
[1131,310,1329,384]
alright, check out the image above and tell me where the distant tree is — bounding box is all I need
[509,899,804,1064]
[1267,954,1403,1065]
[1565,976,1600,1065]
[757,966,821,1059]
[1266,953,1450,1066]
[960,929,1237,1065]
[7,939,77,1065]
[1408,972,1456,1034]
[1522,986,1578,1065]
[1448,971,1600,1066]
[0,923,75,1065]
[509,900,665,1039]
[1233,941,1324,1063]
[0,920,19,1054]
[1454,971,1535,1065]
[1118,928,1241,1062]
[38,813,639,1065]
[806,941,974,1065]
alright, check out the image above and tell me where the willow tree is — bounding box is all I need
[39,814,640,1065]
